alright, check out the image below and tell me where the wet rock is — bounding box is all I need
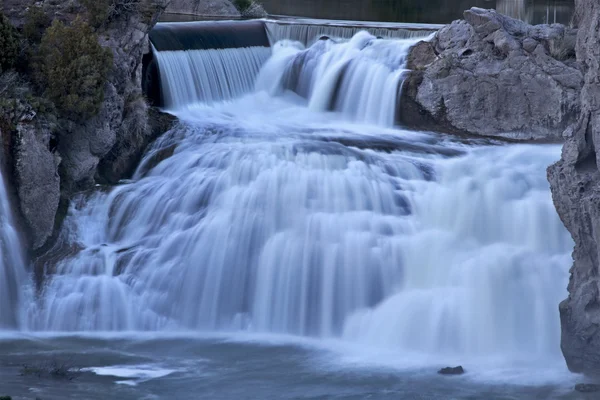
[406,41,437,70]
[575,383,600,393]
[13,122,60,250]
[401,7,582,141]
[438,366,465,375]
[98,107,176,182]
[547,0,600,376]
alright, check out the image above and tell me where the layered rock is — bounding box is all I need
[401,8,582,141]
[548,0,600,375]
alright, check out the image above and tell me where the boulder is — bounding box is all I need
[438,366,465,375]
[400,7,582,141]
[547,0,600,376]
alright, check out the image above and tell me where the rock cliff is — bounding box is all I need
[401,8,582,141]
[0,0,171,250]
[166,0,240,17]
[547,0,600,375]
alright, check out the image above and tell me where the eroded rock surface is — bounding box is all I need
[13,119,60,250]
[401,7,582,140]
[548,0,600,376]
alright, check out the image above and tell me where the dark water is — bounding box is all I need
[0,335,589,400]
[260,0,575,25]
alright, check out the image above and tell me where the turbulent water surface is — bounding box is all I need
[0,27,583,399]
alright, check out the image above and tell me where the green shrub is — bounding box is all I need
[233,0,252,12]
[23,6,52,43]
[0,13,19,72]
[81,0,150,28]
[34,18,113,121]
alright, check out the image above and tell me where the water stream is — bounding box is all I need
[0,22,580,399]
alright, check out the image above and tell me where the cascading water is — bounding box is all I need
[256,32,419,126]
[0,156,29,330]
[264,20,440,46]
[155,46,272,108]
[18,26,572,374]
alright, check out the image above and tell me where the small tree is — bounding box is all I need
[23,6,52,43]
[0,12,18,72]
[35,18,113,121]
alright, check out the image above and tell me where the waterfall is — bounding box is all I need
[28,105,570,363]
[8,20,573,371]
[256,32,420,126]
[155,46,272,109]
[264,20,440,46]
[0,155,28,330]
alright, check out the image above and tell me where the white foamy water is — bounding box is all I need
[256,32,420,126]
[0,28,575,389]
[25,92,572,368]
[0,158,29,330]
[156,46,272,109]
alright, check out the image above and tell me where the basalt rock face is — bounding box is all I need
[1,0,169,250]
[58,0,169,192]
[401,7,582,141]
[547,0,600,376]
[13,119,60,250]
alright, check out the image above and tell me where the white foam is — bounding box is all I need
[85,364,176,386]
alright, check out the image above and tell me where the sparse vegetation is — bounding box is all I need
[233,0,253,12]
[0,12,19,72]
[81,0,164,27]
[34,18,113,121]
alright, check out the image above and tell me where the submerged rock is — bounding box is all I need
[400,7,582,141]
[575,384,600,393]
[548,0,600,376]
[438,366,465,375]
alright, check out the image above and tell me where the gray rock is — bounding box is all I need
[400,8,582,141]
[548,0,600,376]
[575,383,600,393]
[13,122,60,250]
[52,0,171,190]
[438,366,465,375]
[241,2,267,19]
[406,41,437,70]
[166,0,241,17]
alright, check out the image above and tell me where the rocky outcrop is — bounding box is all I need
[241,2,267,18]
[13,119,60,250]
[1,0,170,250]
[547,0,600,376]
[165,0,240,17]
[57,0,169,191]
[401,8,582,141]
